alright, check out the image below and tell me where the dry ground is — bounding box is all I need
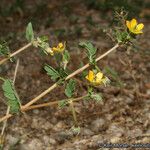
[0,0,150,149]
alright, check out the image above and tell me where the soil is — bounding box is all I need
[0,0,150,150]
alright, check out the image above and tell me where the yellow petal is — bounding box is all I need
[86,70,94,82]
[130,19,137,29]
[58,43,63,48]
[132,30,143,34]
[136,23,144,31]
[52,47,58,51]
[126,20,131,29]
[95,72,103,84]
[96,72,103,81]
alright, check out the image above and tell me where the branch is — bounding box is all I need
[0,95,87,122]
[0,43,32,65]
[22,43,119,109]
[24,95,87,111]
[0,43,120,122]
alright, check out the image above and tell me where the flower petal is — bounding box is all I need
[126,20,131,29]
[52,47,58,51]
[86,70,94,82]
[133,30,143,34]
[96,72,103,81]
[130,19,137,29]
[136,23,144,31]
[58,43,63,48]
[95,72,103,84]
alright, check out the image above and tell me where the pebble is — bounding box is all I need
[127,128,143,137]
[107,123,124,137]
[42,135,57,145]
[21,139,43,150]
[53,121,66,131]
[6,134,19,146]
[81,128,94,136]
[126,97,134,105]
[110,136,121,143]
[54,131,73,144]
[91,118,105,132]
[32,109,40,114]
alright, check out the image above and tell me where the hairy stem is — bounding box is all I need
[0,43,32,65]
[25,95,88,111]
[69,100,78,127]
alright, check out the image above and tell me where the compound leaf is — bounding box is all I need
[2,79,20,113]
[79,41,97,64]
[65,79,76,98]
[44,64,60,81]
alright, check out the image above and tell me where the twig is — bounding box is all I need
[0,43,32,65]
[69,100,78,127]
[24,95,87,111]
[0,43,119,122]
[1,60,20,137]
[13,60,20,84]
[0,95,87,122]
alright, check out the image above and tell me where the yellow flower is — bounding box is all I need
[52,42,66,53]
[126,18,144,34]
[86,70,108,86]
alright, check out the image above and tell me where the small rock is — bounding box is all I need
[146,89,150,95]
[91,118,105,132]
[54,131,73,144]
[126,97,134,105]
[81,128,94,136]
[127,128,143,137]
[110,136,121,143]
[22,138,43,150]
[42,135,57,145]
[6,135,19,146]
[105,114,113,121]
[107,123,124,137]
[41,121,53,130]
[142,137,150,143]
[42,135,50,145]
[51,117,57,124]
[32,109,39,114]
[49,138,57,145]
[53,121,66,131]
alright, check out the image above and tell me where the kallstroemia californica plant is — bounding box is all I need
[0,10,144,147]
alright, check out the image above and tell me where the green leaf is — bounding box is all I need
[26,22,34,42]
[58,100,68,108]
[63,50,70,63]
[116,31,129,43]
[39,36,49,42]
[44,64,60,81]
[65,79,76,98]
[2,79,20,113]
[0,41,10,56]
[90,92,103,102]
[70,126,80,135]
[58,68,68,79]
[79,41,97,64]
